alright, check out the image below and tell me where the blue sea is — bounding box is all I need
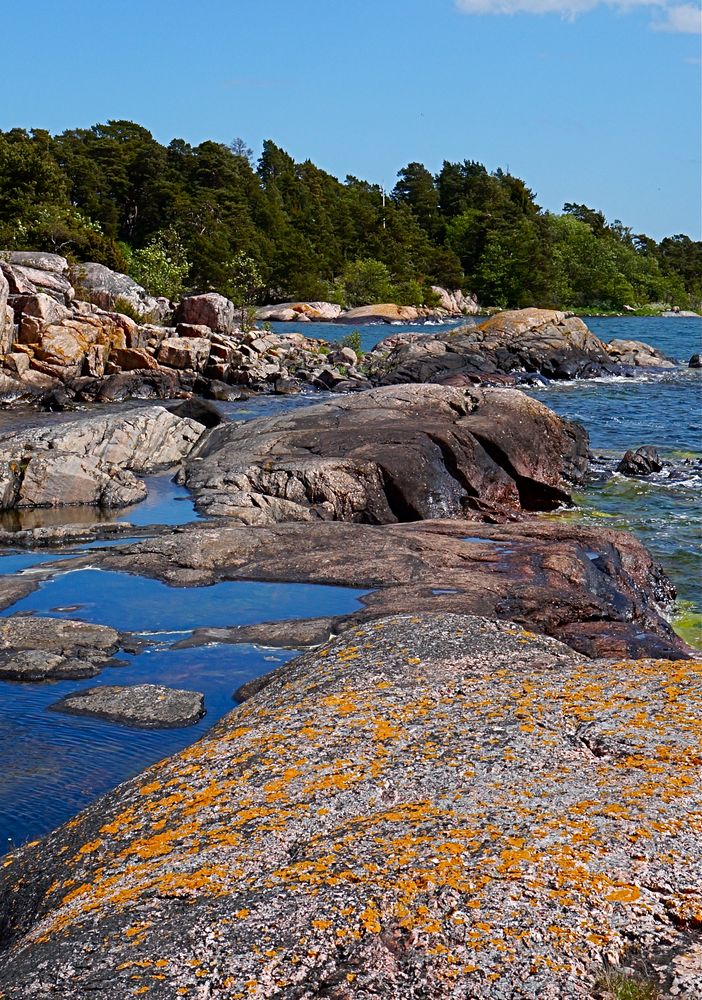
[0,315,699,849]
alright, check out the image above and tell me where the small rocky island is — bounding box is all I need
[0,251,698,998]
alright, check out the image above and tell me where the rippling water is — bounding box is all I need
[525,318,702,647]
[0,570,369,847]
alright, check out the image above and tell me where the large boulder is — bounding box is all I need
[0,251,74,303]
[181,383,588,522]
[1,614,699,998]
[0,406,204,509]
[173,292,238,335]
[70,262,167,321]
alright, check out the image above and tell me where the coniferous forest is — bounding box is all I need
[1,120,699,311]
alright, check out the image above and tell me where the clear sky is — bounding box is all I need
[1,0,700,240]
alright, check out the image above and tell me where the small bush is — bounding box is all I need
[340,330,362,355]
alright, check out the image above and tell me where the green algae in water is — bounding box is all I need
[672,602,702,651]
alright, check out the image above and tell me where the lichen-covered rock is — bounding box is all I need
[51,683,205,728]
[0,614,699,998]
[181,383,588,522]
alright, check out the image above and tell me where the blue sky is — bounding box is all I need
[1,0,699,240]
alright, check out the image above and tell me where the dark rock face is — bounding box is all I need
[689,353,702,368]
[90,517,688,659]
[617,446,664,477]
[51,683,206,728]
[0,616,120,681]
[367,308,615,385]
[365,309,677,387]
[181,384,589,522]
[1,614,699,999]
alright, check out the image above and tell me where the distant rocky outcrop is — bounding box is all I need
[1,614,698,998]
[179,383,589,523]
[0,256,685,407]
[366,308,680,386]
[255,287,479,326]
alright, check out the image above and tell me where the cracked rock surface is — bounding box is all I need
[181,384,588,522]
[0,406,204,509]
[0,614,699,998]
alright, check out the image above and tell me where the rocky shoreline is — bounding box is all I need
[1,251,677,410]
[0,252,698,996]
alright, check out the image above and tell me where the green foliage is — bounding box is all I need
[226,251,263,330]
[128,227,190,300]
[111,296,156,324]
[0,120,698,312]
[596,969,660,1000]
[340,331,362,355]
[336,258,395,307]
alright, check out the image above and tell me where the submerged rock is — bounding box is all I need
[1,614,699,998]
[51,683,205,728]
[181,383,588,522]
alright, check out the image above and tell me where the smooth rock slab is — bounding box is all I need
[51,683,205,728]
[0,614,699,998]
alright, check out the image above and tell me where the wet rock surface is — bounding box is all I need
[181,384,588,522]
[617,445,664,477]
[175,616,337,651]
[0,616,120,681]
[88,517,688,659]
[51,683,206,728]
[0,614,699,999]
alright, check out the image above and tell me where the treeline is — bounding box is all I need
[0,120,700,310]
